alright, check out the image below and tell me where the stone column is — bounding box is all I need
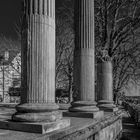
[97,60,118,112]
[69,0,103,118]
[10,0,70,133]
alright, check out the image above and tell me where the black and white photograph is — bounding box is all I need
[0,0,139,139]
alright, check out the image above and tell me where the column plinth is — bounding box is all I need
[68,0,103,119]
[0,0,70,134]
[97,61,118,112]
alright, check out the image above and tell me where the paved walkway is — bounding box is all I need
[121,110,140,140]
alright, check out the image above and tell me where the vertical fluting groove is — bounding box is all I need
[38,17,40,103]
[49,0,51,16]
[34,0,37,14]
[26,1,30,14]
[44,0,47,15]
[29,16,32,102]
[52,0,54,17]
[47,0,49,16]
[44,17,47,102]
[26,17,29,102]
[40,17,43,103]
[87,1,89,49]
[89,1,90,49]
[28,16,34,102]
[41,17,44,103]
[28,16,30,103]
[32,0,35,14]
[37,0,41,15]
[28,16,35,102]
[80,0,82,49]
[76,0,94,49]
[29,16,31,103]
[30,16,33,103]
[34,15,37,103]
[46,21,49,102]
[30,0,32,14]
[42,17,45,103]
[49,0,52,17]
[36,15,38,103]
[42,0,44,14]
[31,16,34,103]
[83,0,86,48]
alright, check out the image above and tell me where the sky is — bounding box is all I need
[0,0,63,39]
[0,0,22,39]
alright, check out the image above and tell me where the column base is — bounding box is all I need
[0,103,71,134]
[98,100,118,112]
[66,101,104,119]
[12,103,60,122]
[0,118,70,134]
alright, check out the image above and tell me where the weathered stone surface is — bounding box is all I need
[50,110,123,140]
[0,119,70,134]
[0,106,123,140]
[94,118,122,140]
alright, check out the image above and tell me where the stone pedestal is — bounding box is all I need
[97,61,118,112]
[69,0,103,118]
[0,0,70,134]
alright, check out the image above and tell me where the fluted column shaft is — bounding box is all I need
[21,0,55,104]
[69,0,99,112]
[74,0,95,101]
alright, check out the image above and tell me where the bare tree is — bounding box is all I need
[95,0,140,93]
[56,0,74,102]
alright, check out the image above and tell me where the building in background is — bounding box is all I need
[0,53,21,102]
